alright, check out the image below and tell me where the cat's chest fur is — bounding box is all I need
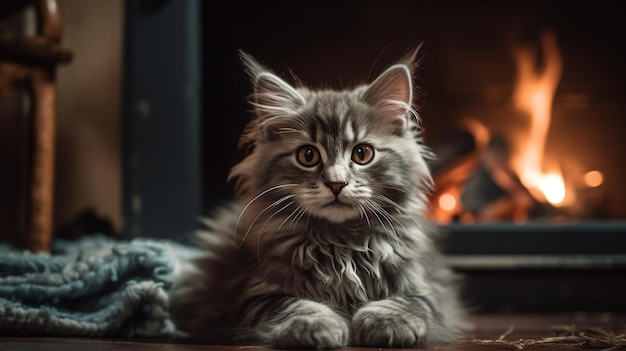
[249,221,415,308]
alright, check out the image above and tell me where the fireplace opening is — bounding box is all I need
[202,0,626,225]
[427,27,622,224]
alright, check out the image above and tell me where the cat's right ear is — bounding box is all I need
[239,51,305,139]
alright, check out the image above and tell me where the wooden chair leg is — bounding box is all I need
[26,69,56,252]
[1,0,71,252]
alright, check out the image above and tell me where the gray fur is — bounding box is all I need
[170,49,467,348]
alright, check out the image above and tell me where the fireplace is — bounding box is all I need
[123,0,626,313]
[198,0,626,312]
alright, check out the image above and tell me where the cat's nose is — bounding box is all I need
[325,182,347,195]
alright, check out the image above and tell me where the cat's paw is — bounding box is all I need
[271,314,349,349]
[351,300,428,347]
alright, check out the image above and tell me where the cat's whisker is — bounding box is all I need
[364,198,403,246]
[372,184,414,207]
[255,200,297,259]
[371,194,401,211]
[304,207,314,231]
[238,184,297,244]
[241,194,295,248]
[369,201,401,245]
[276,206,301,232]
[362,200,393,243]
[357,203,371,228]
[235,183,297,238]
[373,193,427,233]
[377,184,411,196]
[372,193,425,233]
[239,195,295,247]
[292,204,310,230]
[287,207,303,230]
[372,195,412,239]
[260,200,295,235]
[372,193,408,215]
[276,204,304,233]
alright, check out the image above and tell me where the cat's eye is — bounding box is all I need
[351,144,374,165]
[296,145,321,167]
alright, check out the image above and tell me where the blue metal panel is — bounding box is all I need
[123,0,202,238]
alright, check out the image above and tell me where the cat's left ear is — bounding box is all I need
[362,63,414,133]
[363,45,424,134]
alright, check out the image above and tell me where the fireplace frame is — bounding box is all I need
[442,222,626,312]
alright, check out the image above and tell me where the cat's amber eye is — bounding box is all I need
[296,145,321,167]
[351,144,374,165]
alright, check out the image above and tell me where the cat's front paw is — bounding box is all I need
[351,300,428,347]
[271,314,349,349]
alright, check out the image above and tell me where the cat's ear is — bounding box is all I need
[240,51,305,139]
[362,63,414,133]
[362,45,423,134]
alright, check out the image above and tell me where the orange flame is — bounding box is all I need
[511,31,566,206]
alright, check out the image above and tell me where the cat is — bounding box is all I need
[170,47,467,349]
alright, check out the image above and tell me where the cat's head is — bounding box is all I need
[230,49,434,225]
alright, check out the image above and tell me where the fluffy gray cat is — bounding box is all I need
[170,48,467,349]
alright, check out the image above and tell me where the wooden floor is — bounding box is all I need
[1,313,625,351]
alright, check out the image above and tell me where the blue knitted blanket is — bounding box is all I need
[0,235,197,337]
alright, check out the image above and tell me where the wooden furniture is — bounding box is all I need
[0,0,72,251]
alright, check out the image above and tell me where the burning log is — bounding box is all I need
[427,128,480,223]
[428,128,477,177]
[462,135,552,222]
[428,129,559,223]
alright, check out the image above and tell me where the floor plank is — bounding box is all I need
[1,313,624,351]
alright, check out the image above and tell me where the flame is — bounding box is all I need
[511,31,566,206]
[539,171,566,205]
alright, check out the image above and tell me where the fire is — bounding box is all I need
[511,31,566,206]
[539,171,566,205]
[584,170,603,188]
[438,193,457,212]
